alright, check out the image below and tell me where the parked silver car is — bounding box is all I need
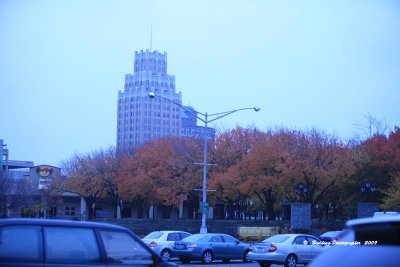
[248,234,326,267]
[173,233,250,264]
[142,230,191,261]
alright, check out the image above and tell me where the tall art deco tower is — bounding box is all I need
[116,49,182,151]
[117,49,215,152]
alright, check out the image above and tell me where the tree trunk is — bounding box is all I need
[266,202,276,221]
[227,200,234,220]
[162,205,173,219]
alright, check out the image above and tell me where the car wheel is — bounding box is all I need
[180,258,190,264]
[160,249,172,261]
[243,249,250,262]
[201,250,213,264]
[258,261,271,267]
[285,254,298,267]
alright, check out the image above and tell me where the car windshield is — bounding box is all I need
[182,234,209,242]
[263,235,290,243]
[143,231,163,239]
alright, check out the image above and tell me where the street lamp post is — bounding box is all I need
[360,180,376,202]
[294,182,309,202]
[148,92,260,233]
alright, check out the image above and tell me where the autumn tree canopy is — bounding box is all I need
[210,128,356,220]
[377,127,400,210]
[59,125,400,220]
[62,151,109,219]
[118,136,204,218]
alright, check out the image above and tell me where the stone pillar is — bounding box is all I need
[149,206,154,219]
[208,207,214,219]
[80,197,87,220]
[117,204,121,219]
[291,203,311,229]
[179,199,184,218]
[357,203,379,218]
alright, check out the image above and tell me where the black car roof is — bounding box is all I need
[0,218,127,230]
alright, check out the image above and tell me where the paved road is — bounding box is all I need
[178,262,257,267]
[175,260,306,267]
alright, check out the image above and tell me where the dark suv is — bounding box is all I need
[0,218,177,267]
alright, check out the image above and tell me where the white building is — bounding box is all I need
[116,49,182,152]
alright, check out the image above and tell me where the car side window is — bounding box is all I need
[0,225,42,262]
[210,235,224,242]
[44,226,101,263]
[222,235,237,244]
[307,236,320,245]
[167,233,180,241]
[100,230,153,265]
[293,236,308,245]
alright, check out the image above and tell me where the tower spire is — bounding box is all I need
[150,25,152,52]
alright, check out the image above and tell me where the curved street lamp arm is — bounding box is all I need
[149,92,260,124]
[207,107,261,123]
[148,92,208,122]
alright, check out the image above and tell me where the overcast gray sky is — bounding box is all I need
[1,0,399,167]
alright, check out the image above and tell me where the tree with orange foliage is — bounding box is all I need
[238,129,291,221]
[381,175,400,211]
[117,152,157,218]
[210,127,262,220]
[96,148,123,218]
[340,126,399,214]
[211,127,356,220]
[62,151,107,220]
[118,136,204,218]
[280,129,356,218]
[376,127,400,210]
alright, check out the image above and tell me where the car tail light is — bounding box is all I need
[149,241,157,247]
[187,244,198,248]
[268,244,277,252]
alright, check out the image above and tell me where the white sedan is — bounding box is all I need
[142,230,191,261]
[248,234,326,267]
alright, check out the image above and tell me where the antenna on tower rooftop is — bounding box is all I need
[150,25,152,52]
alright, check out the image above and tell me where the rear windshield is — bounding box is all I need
[263,235,290,243]
[182,234,209,242]
[354,222,400,245]
[143,231,163,239]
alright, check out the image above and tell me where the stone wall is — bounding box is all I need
[94,218,277,238]
[93,218,345,238]
[357,203,379,218]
